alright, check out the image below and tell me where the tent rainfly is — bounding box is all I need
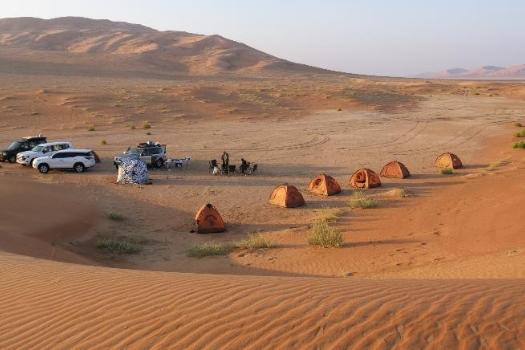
[349,168,381,189]
[268,184,305,208]
[308,174,341,196]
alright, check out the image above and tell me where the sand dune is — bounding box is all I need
[418,64,525,80]
[0,17,325,75]
[1,252,524,349]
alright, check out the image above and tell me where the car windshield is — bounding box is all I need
[32,145,44,152]
[7,141,21,151]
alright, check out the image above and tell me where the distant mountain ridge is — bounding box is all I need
[0,16,328,76]
[418,64,525,80]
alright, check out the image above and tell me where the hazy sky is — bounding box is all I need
[2,0,524,76]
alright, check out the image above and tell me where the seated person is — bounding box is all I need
[240,158,249,174]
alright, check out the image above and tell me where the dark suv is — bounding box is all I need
[114,141,167,168]
[0,135,47,163]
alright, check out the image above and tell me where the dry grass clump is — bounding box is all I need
[512,141,525,149]
[143,121,151,129]
[316,208,344,223]
[107,212,125,221]
[440,168,454,175]
[96,237,142,254]
[514,129,525,137]
[514,122,523,127]
[187,242,232,258]
[101,139,107,145]
[487,159,510,171]
[307,219,343,248]
[385,188,409,198]
[87,125,96,132]
[235,233,275,250]
[130,124,136,130]
[348,191,378,209]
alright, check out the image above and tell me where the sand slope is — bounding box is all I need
[1,253,524,349]
[0,17,324,75]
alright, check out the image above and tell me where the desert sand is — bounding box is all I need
[1,17,525,350]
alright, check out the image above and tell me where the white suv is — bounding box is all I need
[16,141,72,166]
[33,149,97,174]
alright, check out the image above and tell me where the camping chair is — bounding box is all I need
[221,163,229,175]
[209,160,218,174]
[240,161,249,174]
[246,163,258,175]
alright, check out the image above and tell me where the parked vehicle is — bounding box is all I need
[114,141,167,168]
[33,149,97,174]
[16,141,72,166]
[0,135,47,163]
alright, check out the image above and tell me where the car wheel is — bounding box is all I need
[29,158,35,167]
[74,163,85,173]
[8,155,16,163]
[155,158,164,168]
[38,164,49,174]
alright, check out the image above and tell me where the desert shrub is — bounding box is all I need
[386,188,409,198]
[187,242,232,258]
[101,139,107,145]
[307,219,343,248]
[96,238,142,254]
[146,132,152,135]
[143,121,151,129]
[337,108,343,112]
[235,233,275,250]
[514,129,525,137]
[317,208,344,223]
[107,212,125,221]
[487,160,509,171]
[130,124,136,130]
[87,126,96,132]
[348,191,378,209]
[514,122,523,127]
[513,141,525,149]
[440,168,454,175]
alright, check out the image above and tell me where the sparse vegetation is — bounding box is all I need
[514,129,525,137]
[348,191,378,209]
[101,139,107,145]
[514,122,523,127]
[107,212,125,222]
[235,233,275,250]
[87,126,96,132]
[316,208,344,223]
[96,237,142,254]
[386,188,409,198]
[187,242,232,258]
[130,124,136,130]
[440,168,454,175]
[307,219,343,248]
[337,108,343,111]
[143,121,151,129]
[512,141,525,149]
[487,159,509,171]
[146,132,152,135]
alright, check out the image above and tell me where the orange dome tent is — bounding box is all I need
[434,152,463,169]
[380,161,410,179]
[194,203,226,233]
[268,184,305,208]
[308,174,341,196]
[349,168,381,189]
